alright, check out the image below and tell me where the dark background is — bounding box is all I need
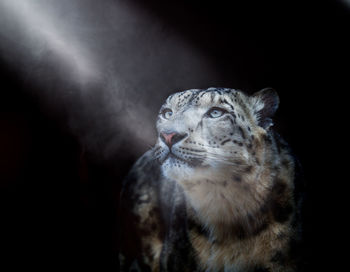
[0,0,348,271]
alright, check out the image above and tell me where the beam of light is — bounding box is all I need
[0,0,99,84]
[0,0,224,160]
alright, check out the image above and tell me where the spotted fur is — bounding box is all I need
[119,87,304,272]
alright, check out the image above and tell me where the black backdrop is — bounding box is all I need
[0,0,348,271]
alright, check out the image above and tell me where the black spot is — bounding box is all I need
[281,159,290,168]
[151,222,157,230]
[272,202,293,223]
[223,99,234,110]
[273,180,287,195]
[235,224,247,239]
[271,251,287,265]
[251,220,269,237]
[254,266,270,272]
[221,139,231,145]
[148,207,160,218]
[244,165,253,173]
[224,115,235,125]
[238,126,246,139]
[264,134,273,144]
[259,202,270,215]
[233,159,243,165]
[270,180,293,223]
[139,223,153,237]
[233,175,242,182]
[188,218,209,238]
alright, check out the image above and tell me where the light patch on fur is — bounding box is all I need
[180,168,269,238]
[141,236,162,272]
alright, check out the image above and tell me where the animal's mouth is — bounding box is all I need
[162,152,187,164]
[161,151,204,168]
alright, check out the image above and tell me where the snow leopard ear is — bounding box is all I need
[251,88,279,129]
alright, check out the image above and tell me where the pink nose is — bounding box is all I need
[161,132,176,146]
[160,131,188,147]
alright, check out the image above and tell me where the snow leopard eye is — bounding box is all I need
[161,108,173,119]
[207,107,226,118]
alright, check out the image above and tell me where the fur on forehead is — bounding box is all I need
[165,88,245,108]
[162,87,279,129]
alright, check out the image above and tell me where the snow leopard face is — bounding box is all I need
[154,87,279,182]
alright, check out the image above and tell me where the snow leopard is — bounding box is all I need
[119,87,304,272]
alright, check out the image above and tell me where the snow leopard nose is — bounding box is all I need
[160,131,188,148]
